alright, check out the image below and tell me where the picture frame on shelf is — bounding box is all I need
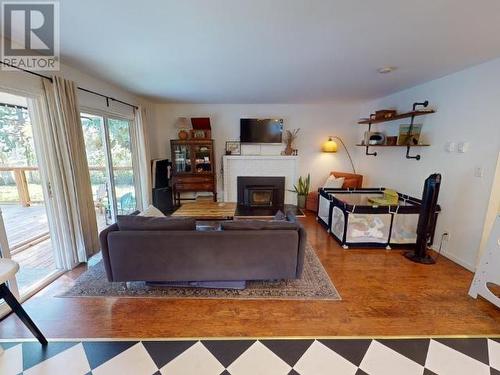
[398,124,423,145]
[225,141,241,155]
[190,129,210,139]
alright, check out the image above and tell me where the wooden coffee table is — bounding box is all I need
[171,200,237,220]
[171,200,305,220]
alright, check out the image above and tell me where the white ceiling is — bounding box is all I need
[50,1,500,102]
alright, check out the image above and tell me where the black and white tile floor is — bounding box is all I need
[1,337,499,375]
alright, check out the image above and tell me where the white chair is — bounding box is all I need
[0,259,47,355]
[469,214,500,307]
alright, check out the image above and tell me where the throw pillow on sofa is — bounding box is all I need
[116,215,196,231]
[323,175,345,189]
[139,205,165,217]
[274,210,298,223]
[273,210,287,221]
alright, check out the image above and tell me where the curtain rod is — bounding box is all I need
[0,61,139,110]
[0,101,28,110]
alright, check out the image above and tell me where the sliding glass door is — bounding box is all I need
[81,113,138,228]
[0,91,59,301]
[108,118,137,216]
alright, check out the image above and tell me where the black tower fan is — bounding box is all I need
[404,173,441,264]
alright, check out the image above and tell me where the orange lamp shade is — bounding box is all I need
[322,137,338,153]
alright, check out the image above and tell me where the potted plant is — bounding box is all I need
[290,174,310,209]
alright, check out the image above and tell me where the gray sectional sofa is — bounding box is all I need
[99,215,307,283]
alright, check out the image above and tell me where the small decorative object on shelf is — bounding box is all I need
[191,129,208,139]
[190,117,212,139]
[283,128,300,156]
[386,136,398,146]
[290,174,310,209]
[175,117,190,140]
[225,140,241,155]
[398,124,422,145]
[374,109,397,120]
[364,131,385,145]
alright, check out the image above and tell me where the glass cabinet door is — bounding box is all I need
[193,144,212,173]
[173,144,192,173]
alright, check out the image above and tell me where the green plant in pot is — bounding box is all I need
[290,174,310,209]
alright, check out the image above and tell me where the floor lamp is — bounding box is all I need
[322,136,356,174]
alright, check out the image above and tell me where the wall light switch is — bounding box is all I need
[458,142,469,153]
[445,142,455,152]
[474,167,484,178]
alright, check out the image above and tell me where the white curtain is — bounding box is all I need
[31,76,99,269]
[131,105,152,209]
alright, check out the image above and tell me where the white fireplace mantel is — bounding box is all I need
[222,155,298,204]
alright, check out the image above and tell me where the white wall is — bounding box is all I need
[355,58,500,270]
[0,37,141,116]
[148,102,362,198]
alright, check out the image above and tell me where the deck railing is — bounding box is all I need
[0,165,133,206]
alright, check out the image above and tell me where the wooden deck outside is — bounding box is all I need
[1,204,57,292]
[0,203,109,293]
[2,204,49,248]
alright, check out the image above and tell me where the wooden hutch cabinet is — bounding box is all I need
[170,139,216,205]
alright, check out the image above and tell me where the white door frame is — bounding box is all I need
[0,87,64,318]
[102,116,119,219]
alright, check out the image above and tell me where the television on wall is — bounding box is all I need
[240,118,283,144]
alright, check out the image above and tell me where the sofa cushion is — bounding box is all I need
[116,215,196,231]
[221,220,298,231]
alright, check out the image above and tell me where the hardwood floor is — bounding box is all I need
[0,212,498,339]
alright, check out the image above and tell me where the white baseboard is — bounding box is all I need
[431,245,475,272]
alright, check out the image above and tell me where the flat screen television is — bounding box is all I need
[240,118,283,144]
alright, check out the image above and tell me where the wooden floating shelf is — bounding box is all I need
[356,144,430,147]
[357,110,435,125]
[357,101,435,160]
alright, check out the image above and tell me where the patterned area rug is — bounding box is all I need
[59,244,341,300]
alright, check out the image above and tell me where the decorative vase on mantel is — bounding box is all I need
[175,117,190,140]
[283,128,300,156]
